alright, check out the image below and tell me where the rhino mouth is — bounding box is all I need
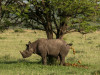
[20,50,32,58]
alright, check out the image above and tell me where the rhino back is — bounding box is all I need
[37,39,68,57]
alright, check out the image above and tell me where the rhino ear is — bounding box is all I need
[26,44,28,47]
[28,41,31,44]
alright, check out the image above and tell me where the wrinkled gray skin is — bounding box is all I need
[20,38,72,65]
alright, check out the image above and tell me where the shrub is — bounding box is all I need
[0,25,5,32]
[14,28,25,33]
[0,37,6,39]
[3,54,10,60]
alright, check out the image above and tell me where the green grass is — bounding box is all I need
[0,29,100,75]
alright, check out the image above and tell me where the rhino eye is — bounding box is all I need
[26,46,29,50]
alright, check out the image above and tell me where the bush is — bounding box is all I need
[14,28,25,33]
[0,37,6,39]
[0,25,5,32]
[3,54,10,60]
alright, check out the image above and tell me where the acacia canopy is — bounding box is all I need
[1,0,99,39]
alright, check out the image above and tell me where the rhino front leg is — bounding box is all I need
[41,55,47,65]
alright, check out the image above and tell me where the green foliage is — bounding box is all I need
[0,37,6,39]
[80,21,99,33]
[14,28,25,33]
[4,19,12,26]
[51,0,96,33]
[0,26,4,32]
[0,19,12,32]
[0,24,7,32]
[1,0,98,36]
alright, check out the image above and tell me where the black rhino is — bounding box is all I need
[20,39,72,65]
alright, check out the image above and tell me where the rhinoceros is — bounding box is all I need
[20,38,72,65]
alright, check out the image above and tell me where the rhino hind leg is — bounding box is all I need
[59,55,65,65]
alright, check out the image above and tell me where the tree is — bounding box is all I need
[0,0,26,30]
[0,0,1,19]
[4,0,96,39]
[95,0,100,22]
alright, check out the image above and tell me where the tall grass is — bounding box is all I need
[0,29,100,75]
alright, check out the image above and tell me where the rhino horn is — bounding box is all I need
[20,51,24,58]
[20,51,22,54]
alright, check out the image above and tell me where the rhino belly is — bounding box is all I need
[47,46,60,57]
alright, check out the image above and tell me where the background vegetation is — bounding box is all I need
[0,0,100,39]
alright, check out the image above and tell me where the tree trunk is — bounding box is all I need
[46,30,53,39]
[44,22,53,39]
[56,23,68,39]
[56,29,64,39]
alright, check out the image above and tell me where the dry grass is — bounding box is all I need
[0,29,100,75]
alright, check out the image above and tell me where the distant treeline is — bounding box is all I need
[0,22,100,33]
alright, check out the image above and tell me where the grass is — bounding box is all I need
[0,29,100,75]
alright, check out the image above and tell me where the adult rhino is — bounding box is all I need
[20,38,72,65]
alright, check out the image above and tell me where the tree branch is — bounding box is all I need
[52,10,58,30]
[53,30,57,35]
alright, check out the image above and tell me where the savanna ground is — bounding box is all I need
[0,29,100,75]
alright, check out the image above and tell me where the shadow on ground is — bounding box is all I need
[0,59,42,65]
[91,70,100,75]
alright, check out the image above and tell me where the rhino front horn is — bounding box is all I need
[20,51,24,58]
[20,51,22,54]
[20,51,23,56]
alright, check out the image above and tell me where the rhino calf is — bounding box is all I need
[20,39,72,65]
